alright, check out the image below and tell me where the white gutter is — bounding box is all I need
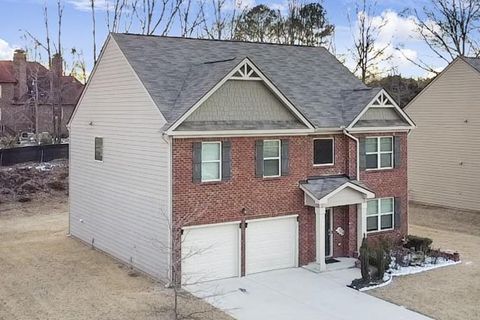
[343,128,360,181]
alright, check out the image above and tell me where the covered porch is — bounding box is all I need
[300,176,375,272]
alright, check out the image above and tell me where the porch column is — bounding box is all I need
[357,201,367,251]
[315,206,326,271]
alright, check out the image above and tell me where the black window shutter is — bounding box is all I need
[359,138,366,170]
[281,139,289,176]
[394,197,401,229]
[255,140,263,178]
[394,136,401,168]
[222,141,231,181]
[192,142,202,182]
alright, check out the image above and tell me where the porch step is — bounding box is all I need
[303,257,358,273]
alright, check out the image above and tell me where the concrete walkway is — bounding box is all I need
[185,268,432,320]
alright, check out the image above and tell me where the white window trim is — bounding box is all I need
[365,136,393,171]
[366,197,395,233]
[313,137,335,167]
[201,141,222,182]
[263,139,281,178]
[94,136,103,162]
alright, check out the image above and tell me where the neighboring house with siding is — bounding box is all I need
[68,33,415,283]
[406,57,480,212]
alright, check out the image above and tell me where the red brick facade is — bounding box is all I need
[172,132,408,274]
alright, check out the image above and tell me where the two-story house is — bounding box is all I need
[68,34,415,283]
[0,49,84,137]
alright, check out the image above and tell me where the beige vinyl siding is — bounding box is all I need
[69,37,171,280]
[407,59,480,211]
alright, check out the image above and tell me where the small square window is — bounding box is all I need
[313,139,334,165]
[365,136,393,170]
[367,197,395,232]
[95,137,103,161]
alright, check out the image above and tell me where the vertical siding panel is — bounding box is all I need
[69,38,171,281]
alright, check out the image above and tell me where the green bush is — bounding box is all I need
[375,248,386,280]
[359,237,370,283]
[404,235,433,253]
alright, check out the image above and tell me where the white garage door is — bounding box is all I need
[246,215,298,275]
[181,222,240,284]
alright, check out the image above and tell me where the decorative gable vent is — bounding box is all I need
[231,62,261,80]
[372,92,394,107]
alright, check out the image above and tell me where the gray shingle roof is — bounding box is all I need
[112,33,376,129]
[300,175,372,200]
[461,57,480,73]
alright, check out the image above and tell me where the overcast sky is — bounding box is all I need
[0,0,445,78]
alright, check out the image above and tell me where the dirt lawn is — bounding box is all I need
[0,197,232,320]
[369,203,480,320]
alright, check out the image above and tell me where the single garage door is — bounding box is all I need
[181,222,240,283]
[246,215,298,275]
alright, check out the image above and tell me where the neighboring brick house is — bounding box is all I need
[69,34,415,283]
[0,49,84,137]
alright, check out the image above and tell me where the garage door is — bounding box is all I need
[246,215,298,275]
[181,222,240,284]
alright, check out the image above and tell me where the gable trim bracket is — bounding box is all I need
[346,89,416,131]
[165,57,315,135]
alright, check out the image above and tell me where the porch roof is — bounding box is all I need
[299,176,374,206]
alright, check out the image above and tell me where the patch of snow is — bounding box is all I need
[359,275,392,292]
[388,259,461,277]
[35,163,54,171]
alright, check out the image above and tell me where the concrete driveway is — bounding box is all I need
[185,268,432,320]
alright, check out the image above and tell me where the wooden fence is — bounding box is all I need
[0,144,69,166]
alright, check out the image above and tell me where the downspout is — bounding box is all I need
[343,128,360,181]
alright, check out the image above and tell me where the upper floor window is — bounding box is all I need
[201,142,222,182]
[313,138,334,166]
[94,137,103,161]
[367,197,394,232]
[366,136,393,170]
[263,140,281,177]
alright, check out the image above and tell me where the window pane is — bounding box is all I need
[365,138,377,153]
[201,162,220,180]
[313,139,333,165]
[95,137,103,161]
[380,153,392,168]
[367,216,378,232]
[367,200,378,216]
[366,154,378,169]
[202,143,220,161]
[264,140,280,158]
[381,214,393,229]
[264,159,280,176]
[380,137,393,152]
[381,198,393,213]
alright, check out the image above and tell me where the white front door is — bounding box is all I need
[245,215,298,275]
[181,222,240,284]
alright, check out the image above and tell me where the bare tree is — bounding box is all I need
[349,0,391,83]
[106,0,129,32]
[405,0,480,74]
[202,0,244,40]
[178,0,205,37]
[131,0,184,35]
[90,0,97,64]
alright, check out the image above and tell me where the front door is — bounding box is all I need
[325,208,333,257]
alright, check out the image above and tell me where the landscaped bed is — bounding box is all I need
[349,235,461,291]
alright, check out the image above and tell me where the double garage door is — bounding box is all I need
[182,215,298,283]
